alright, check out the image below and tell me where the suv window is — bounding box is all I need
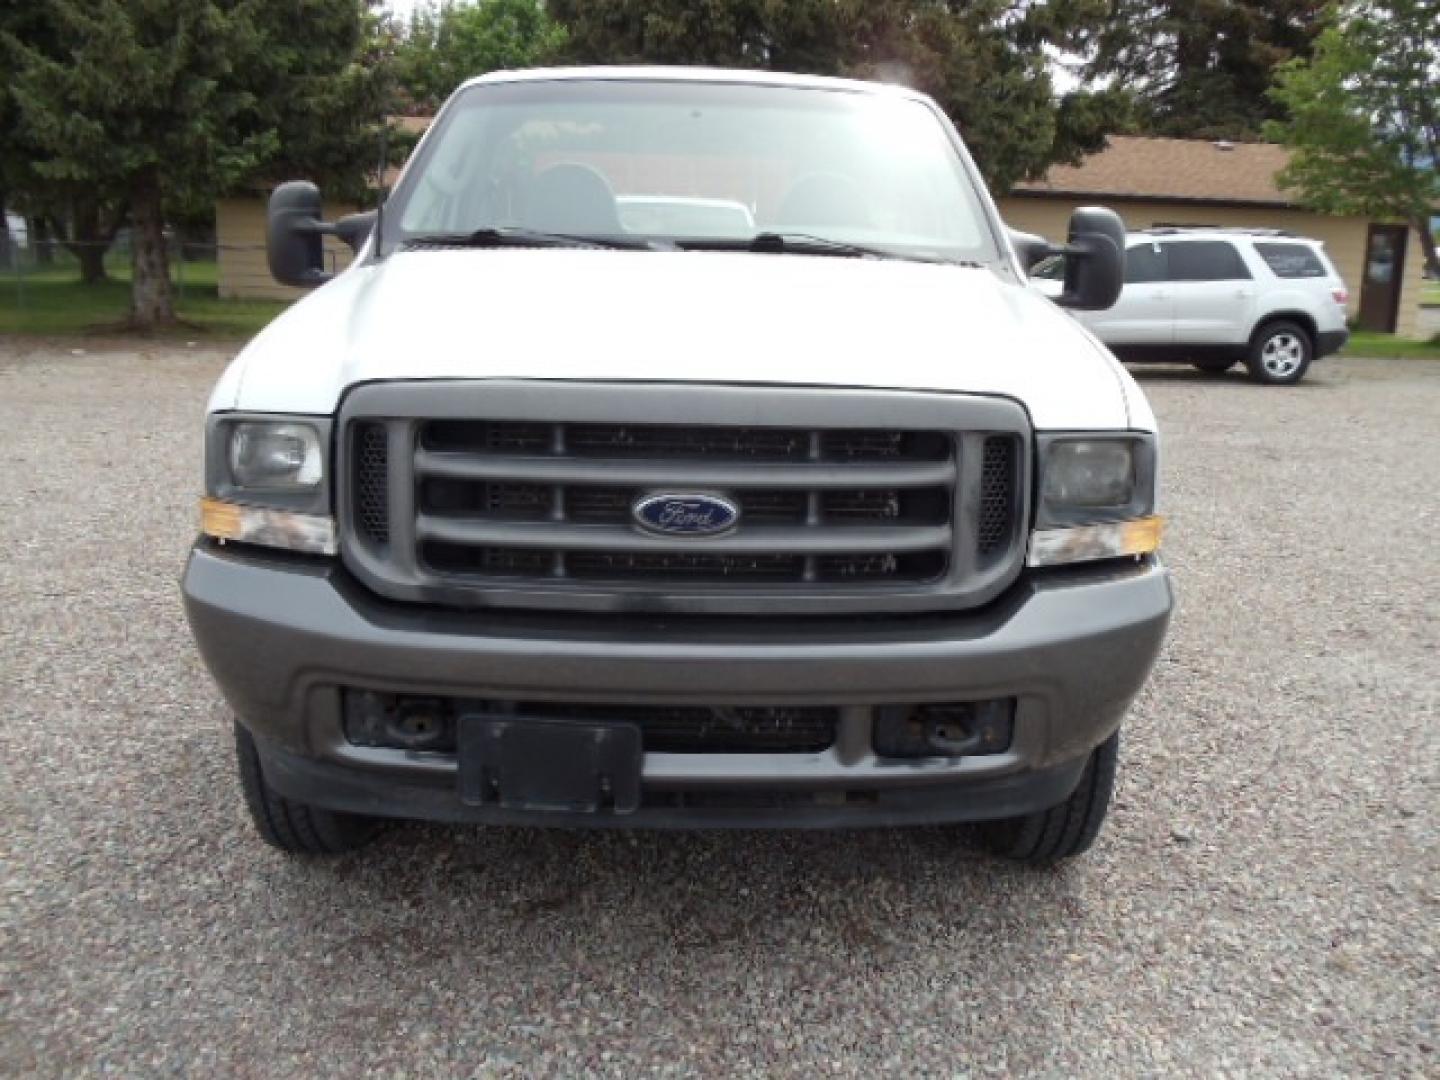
[1125,243,1167,284]
[1254,242,1327,278]
[1163,240,1252,282]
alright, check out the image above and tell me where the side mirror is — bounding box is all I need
[1056,206,1125,310]
[266,183,376,287]
[267,181,331,287]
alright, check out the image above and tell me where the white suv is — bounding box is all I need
[1032,228,1350,384]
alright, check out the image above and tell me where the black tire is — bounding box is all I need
[1192,358,1236,374]
[1245,319,1313,385]
[977,731,1119,865]
[234,722,378,855]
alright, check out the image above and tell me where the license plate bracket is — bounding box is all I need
[457,716,642,814]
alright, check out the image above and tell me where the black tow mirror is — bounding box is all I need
[1055,206,1125,311]
[267,181,330,287]
[266,183,377,288]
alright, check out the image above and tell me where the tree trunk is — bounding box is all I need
[31,216,55,265]
[129,175,174,330]
[1416,216,1440,280]
[68,201,110,284]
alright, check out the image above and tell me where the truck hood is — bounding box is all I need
[218,248,1143,430]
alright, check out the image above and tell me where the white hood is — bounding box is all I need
[216,248,1147,431]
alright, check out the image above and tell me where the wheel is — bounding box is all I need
[1192,358,1236,374]
[1245,320,1313,384]
[234,721,379,854]
[977,731,1119,865]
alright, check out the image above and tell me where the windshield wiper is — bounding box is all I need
[750,232,890,258]
[402,226,662,251]
[681,232,966,265]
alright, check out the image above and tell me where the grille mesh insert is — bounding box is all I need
[355,423,389,546]
[978,437,1016,556]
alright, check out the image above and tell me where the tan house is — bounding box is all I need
[221,127,1426,337]
[997,136,1426,339]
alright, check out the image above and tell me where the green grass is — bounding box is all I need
[1342,329,1440,359]
[1423,279,1440,308]
[0,261,288,339]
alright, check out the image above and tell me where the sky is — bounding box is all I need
[383,0,425,21]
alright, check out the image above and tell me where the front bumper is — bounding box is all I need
[182,543,1173,828]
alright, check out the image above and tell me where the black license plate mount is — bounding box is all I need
[457,716,642,814]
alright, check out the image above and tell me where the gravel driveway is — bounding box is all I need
[1,342,1435,1076]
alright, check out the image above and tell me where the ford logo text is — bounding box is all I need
[632,493,741,536]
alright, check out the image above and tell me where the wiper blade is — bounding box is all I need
[749,232,887,258]
[680,232,966,265]
[403,226,660,251]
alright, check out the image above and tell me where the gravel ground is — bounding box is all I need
[1,341,1435,1076]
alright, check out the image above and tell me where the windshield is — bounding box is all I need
[384,78,1000,264]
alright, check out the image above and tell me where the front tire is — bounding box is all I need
[977,731,1119,865]
[234,722,379,855]
[1246,320,1313,384]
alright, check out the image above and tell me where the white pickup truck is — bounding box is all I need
[182,67,1172,863]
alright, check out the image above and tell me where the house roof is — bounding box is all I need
[1013,136,1295,207]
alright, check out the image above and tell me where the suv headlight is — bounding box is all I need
[199,414,336,554]
[1029,433,1163,566]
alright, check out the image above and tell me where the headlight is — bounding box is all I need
[228,422,323,489]
[1043,440,1134,507]
[201,414,334,554]
[1030,433,1161,566]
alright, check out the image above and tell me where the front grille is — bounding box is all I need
[390,420,958,587]
[340,383,1029,614]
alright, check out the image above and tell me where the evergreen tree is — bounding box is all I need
[1060,0,1325,140]
[3,0,392,328]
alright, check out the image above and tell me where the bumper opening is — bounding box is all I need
[341,689,1014,759]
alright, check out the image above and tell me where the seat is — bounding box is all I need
[772,172,873,231]
[521,163,622,235]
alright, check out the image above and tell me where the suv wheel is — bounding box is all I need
[1246,320,1313,385]
[976,731,1119,865]
[234,722,379,854]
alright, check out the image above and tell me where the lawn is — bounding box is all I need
[0,261,288,339]
[1423,279,1440,308]
[1342,329,1440,359]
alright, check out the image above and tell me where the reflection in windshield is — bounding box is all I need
[388,79,996,265]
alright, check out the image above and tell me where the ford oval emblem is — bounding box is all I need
[632,492,740,536]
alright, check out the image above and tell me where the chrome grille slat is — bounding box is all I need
[414,449,957,489]
[415,516,953,555]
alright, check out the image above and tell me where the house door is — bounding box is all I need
[1357,224,1407,332]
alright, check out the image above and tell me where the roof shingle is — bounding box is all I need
[1014,136,1294,206]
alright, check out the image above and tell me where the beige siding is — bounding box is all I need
[216,197,360,301]
[995,196,1427,338]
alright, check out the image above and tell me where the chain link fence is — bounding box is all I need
[0,231,349,313]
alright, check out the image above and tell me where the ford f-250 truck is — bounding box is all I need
[182,67,1173,863]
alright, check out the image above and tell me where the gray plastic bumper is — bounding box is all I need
[182,543,1172,826]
